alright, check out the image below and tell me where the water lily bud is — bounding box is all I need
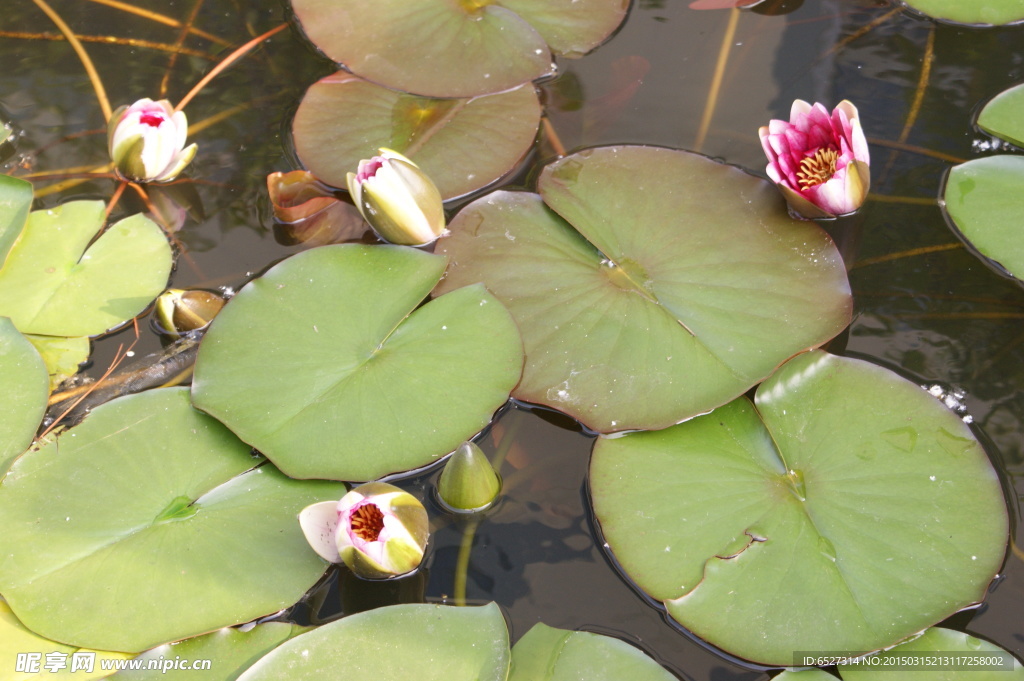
[299,482,428,580]
[345,148,447,246]
[107,98,197,183]
[154,289,225,337]
[437,441,501,512]
[758,99,870,219]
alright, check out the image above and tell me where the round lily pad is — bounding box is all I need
[978,83,1024,148]
[509,623,676,681]
[591,351,1008,665]
[289,0,626,97]
[191,245,523,481]
[115,622,310,680]
[899,0,1024,25]
[0,202,173,337]
[292,75,541,200]
[943,156,1024,280]
[436,146,851,433]
[236,603,510,681]
[0,317,48,475]
[0,387,345,653]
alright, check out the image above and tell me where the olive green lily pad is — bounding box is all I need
[113,623,310,680]
[191,245,523,481]
[1,597,131,679]
[26,334,90,391]
[0,317,48,475]
[236,603,510,681]
[943,156,1024,280]
[776,628,1023,681]
[289,0,626,97]
[978,83,1024,148]
[0,174,33,268]
[0,201,173,337]
[509,623,676,681]
[839,628,1024,681]
[899,0,1024,25]
[292,75,541,200]
[0,387,345,653]
[436,146,851,433]
[591,351,1008,665]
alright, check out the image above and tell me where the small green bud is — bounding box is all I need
[437,442,501,512]
[154,288,225,337]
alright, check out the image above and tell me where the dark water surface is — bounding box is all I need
[2,0,1022,678]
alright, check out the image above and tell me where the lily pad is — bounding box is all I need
[1,597,131,680]
[0,174,33,268]
[292,75,541,200]
[0,387,345,653]
[113,623,309,680]
[590,351,1008,665]
[26,334,90,391]
[436,146,851,433]
[191,245,523,481]
[978,83,1024,147]
[776,628,1023,681]
[236,603,510,681]
[509,623,676,681]
[0,201,173,337]
[899,0,1024,25]
[289,0,626,97]
[0,317,48,475]
[942,156,1024,280]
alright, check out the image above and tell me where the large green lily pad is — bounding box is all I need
[0,317,48,475]
[978,83,1024,148]
[899,0,1024,25]
[777,628,1023,681]
[509,623,676,681]
[436,146,851,433]
[591,351,1008,665]
[1,597,131,679]
[236,603,510,681]
[292,75,541,200]
[113,623,309,680]
[191,245,523,481]
[0,201,173,337]
[289,0,626,97]
[0,387,345,653]
[943,156,1024,280]
[0,174,33,268]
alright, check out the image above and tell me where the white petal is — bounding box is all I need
[298,501,342,563]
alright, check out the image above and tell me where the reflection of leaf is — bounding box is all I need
[292,75,541,200]
[192,245,524,481]
[0,201,173,337]
[437,146,851,433]
[237,604,509,681]
[592,351,1008,665]
[0,388,345,653]
[290,0,627,97]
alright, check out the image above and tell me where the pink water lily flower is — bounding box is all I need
[107,98,197,183]
[299,482,428,580]
[759,99,870,219]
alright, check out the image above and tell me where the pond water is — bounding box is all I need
[1,0,1023,677]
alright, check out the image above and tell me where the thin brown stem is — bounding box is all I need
[541,116,567,158]
[879,25,935,185]
[161,0,207,98]
[866,137,966,165]
[694,7,740,153]
[81,0,230,46]
[30,0,112,121]
[174,23,287,112]
[104,181,128,218]
[0,30,216,60]
[850,243,962,269]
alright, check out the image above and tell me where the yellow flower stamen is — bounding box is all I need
[796,148,839,190]
[351,504,384,542]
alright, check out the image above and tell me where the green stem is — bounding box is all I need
[453,518,480,606]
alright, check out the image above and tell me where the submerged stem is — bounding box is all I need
[694,7,739,153]
[453,517,480,607]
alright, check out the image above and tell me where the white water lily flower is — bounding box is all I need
[299,482,428,579]
[107,98,197,183]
